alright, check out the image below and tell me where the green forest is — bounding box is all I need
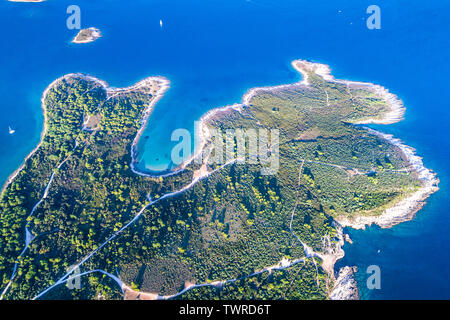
[0,66,421,300]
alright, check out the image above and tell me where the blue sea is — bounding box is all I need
[0,0,449,299]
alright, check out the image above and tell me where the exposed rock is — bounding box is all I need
[330,266,359,300]
[344,233,353,244]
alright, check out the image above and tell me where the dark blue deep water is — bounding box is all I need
[0,0,449,299]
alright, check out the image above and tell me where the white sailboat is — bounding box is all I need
[8,126,15,134]
[160,19,163,28]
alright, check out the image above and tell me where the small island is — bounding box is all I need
[72,27,102,44]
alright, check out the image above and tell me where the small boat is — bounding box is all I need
[8,126,15,134]
[160,19,163,28]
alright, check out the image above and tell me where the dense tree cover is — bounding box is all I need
[0,77,104,290]
[177,259,327,300]
[0,76,192,299]
[0,68,422,300]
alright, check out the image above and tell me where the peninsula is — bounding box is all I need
[0,60,438,300]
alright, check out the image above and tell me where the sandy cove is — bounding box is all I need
[65,73,171,179]
[89,61,437,300]
[1,74,170,198]
[128,78,170,176]
[151,59,436,300]
[184,59,406,173]
[190,59,437,231]
[170,59,315,176]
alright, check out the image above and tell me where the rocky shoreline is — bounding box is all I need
[196,63,436,216]
[169,59,437,300]
[291,59,438,299]
[1,74,170,197]
[329,266,359,300]
[336,128,439,230]
[72,27,102,44]
[73,73,171,179]
[300,59,439,299]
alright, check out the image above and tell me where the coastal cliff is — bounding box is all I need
[330,266,359,300]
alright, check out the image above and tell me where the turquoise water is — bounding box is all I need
[0,0,449,299]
